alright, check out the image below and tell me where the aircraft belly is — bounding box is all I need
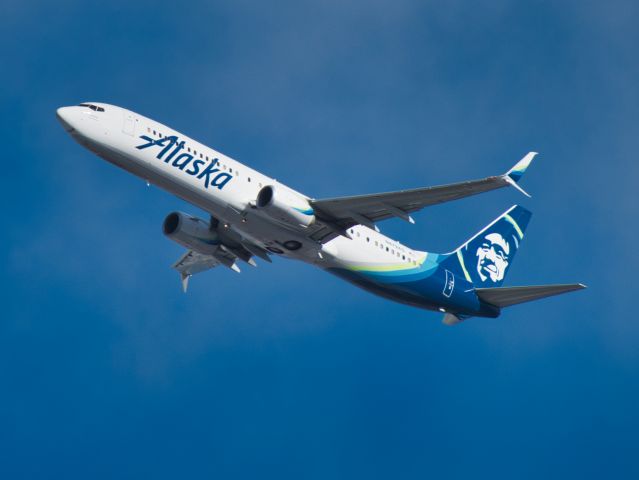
[95,140,321,260]
[94,142,231,216]
[324,264,485,315]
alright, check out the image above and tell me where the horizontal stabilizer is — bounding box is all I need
[475,283,586,308]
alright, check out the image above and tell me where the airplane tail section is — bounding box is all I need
[442,284,586,325]
[440,205,532,288]
[475,284,586,308]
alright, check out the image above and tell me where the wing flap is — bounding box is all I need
[172,250,222,292]
[172,250,220,276]
[475,283,586,308]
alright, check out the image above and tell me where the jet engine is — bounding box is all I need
[256,185,315,228]
[162,211,220,254]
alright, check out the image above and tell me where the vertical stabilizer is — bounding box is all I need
[440,205,532,288]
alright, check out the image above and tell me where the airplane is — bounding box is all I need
[56,102,585,325]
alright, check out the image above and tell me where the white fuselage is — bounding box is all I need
[57,103,429,304]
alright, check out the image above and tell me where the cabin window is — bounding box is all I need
[248,177,251,182]
[366,237,370,242]
[153,130,156,135]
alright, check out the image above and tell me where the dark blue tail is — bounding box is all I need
[439,205,532,287]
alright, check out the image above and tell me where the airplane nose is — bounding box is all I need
[56,106,75,132]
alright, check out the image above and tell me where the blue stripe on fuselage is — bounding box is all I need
[326,262,497,317]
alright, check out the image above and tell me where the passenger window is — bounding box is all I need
[248,178,251,182]
[366,237,369,242]
[153,130,156,135]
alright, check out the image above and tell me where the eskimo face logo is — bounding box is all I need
[475,232,510,283]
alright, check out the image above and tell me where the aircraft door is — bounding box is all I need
[122,111,136,136]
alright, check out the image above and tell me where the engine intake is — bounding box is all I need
[162,211,220,254]
[256,185,315,228]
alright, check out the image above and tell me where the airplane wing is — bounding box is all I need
[172,246,253,292]
[172,250,222,292]
[308,152,536,241]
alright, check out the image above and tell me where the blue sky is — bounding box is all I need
[1,1,638,478]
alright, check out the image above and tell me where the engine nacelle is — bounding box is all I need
[162,211,220,254]
[256,185,315,228]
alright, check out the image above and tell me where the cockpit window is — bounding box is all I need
[78,103,105,112]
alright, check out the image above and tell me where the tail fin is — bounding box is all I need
[440,205,532,287]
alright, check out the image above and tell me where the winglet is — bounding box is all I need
[507,152,537,182]
[503,152,537,197]
[504,175,531,197]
